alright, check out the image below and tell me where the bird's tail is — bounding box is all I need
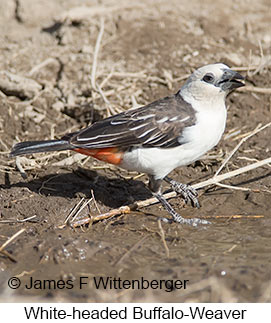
[10,140,71,157]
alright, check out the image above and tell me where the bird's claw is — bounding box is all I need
[159,213,210,226]
[176,216,211,226]
[170,181,200,208]
[158,216,173,224]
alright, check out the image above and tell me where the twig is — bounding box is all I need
[15,157,27,179]
[173,74,191,83]
[223,244,237,254]
[90,189,101,214]
[0,228,26,256]
[17,215,37,223]
[0,215,37,224]
[238,86,271,94]
[96,83,116,116]
[0,249,17,262]
[192,156,271,189]
[99,67,114,88]
[38,174,62,194]
[131,95,141,109]
[71,198,93,224]
[52,154,87,167]
[73,205,131,227]
[71,156,271,227]
[62,198,93,228]
[201,215,264,219]
[89,18,117,116]
[91,17,104,90]
[216,183,252,192]
[157,220,169,258]
[215,122,271,177]
[28,58,59,76]
[231,66,258,71]
[64,197,85,224]
[10,194,34,204]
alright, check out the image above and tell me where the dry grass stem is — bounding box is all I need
[232,66,258,71]
[216,182,252,192]
[96,83,116,116]
[0,215,36,225]
[62,198,93,228]
[15,156,27,179]
[69,198,93,223]
[223,244,238,253]
[91,17,105,91]
[238,86,271,94]
[215,122,271,176]
[202,215,264,219]
[90,189,101,214]
[0,228,26,252]
[52,154,87,167]
[64,197,85,224]
[28,58,59,76]
[17,215,37,223]
[0,215,38,224]
[157,219,170,258]
[173,74,191,83]
[99,68,114,88]
[38,174,62,194]
[193,156,271,189]
[0,249,17,262]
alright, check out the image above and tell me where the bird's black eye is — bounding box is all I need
[202,73,215,84]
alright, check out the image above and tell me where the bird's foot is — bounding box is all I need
[165,177,200,208]
[154,192,210,226]
[172,213,210,226]
[163,209,210,226]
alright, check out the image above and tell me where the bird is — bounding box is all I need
[10,63,244,226]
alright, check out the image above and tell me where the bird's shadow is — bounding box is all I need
[4,166,270,209]
[4,167,152,209]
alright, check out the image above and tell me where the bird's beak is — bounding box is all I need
[218,69,245,91]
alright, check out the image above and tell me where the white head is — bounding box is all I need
[180,63,244,102]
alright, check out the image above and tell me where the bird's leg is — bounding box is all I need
[148,175,209,226]
[164,176,200,208]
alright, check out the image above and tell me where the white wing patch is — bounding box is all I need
[179,116,190,122]
[76,131,128,141]
[129,123,147,131]
[157,117,168,123]
[137,128,155,139]
[110,120,128,125]
[137,114,155,120]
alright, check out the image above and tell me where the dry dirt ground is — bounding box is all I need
[0,0,271,302]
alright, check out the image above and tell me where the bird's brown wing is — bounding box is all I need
[69,93,196,150]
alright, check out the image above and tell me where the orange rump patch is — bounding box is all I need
[73,147,123,165]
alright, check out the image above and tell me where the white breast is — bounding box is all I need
[181,99,227,158]
[120,99,227,180]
